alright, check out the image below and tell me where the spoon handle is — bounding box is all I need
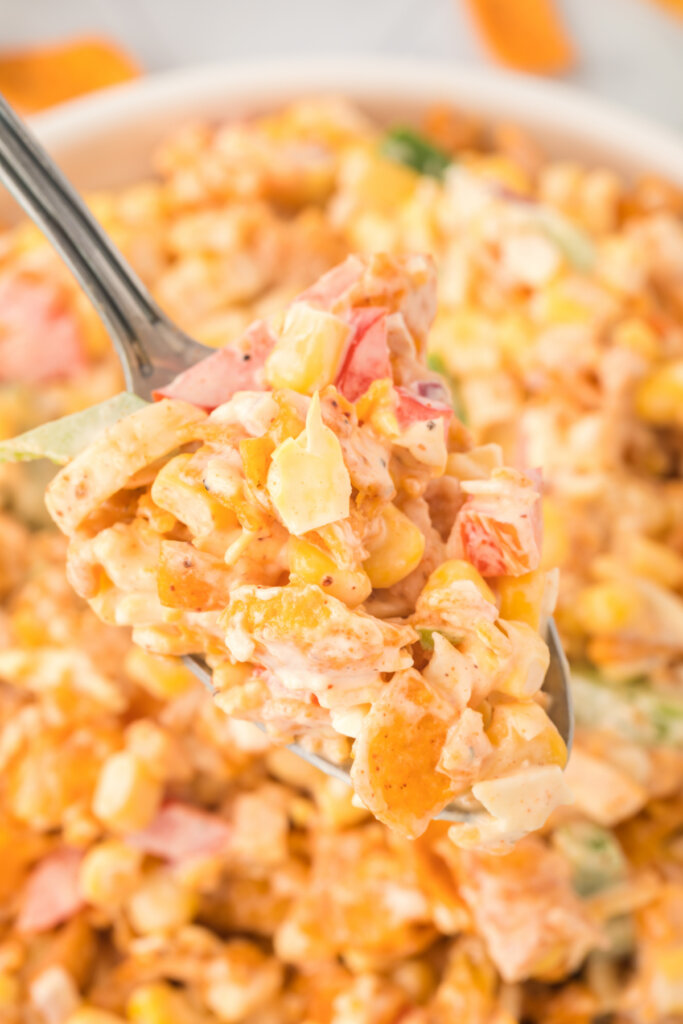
[0,92,208,398]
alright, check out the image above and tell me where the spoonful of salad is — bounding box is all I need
[0,92,572,851]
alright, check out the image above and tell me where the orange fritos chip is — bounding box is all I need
[0,37,140,115]
[464,0,575,74]
[351,669,459,838]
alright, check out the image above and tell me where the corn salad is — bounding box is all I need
[0,96,682,1022]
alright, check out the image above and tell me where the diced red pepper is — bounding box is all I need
[127,801,232,862]
[395,386,452,430]
[153,320,275,412]
[336,307,390,402]
[454,472,543,578]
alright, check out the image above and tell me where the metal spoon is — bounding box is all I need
[0,92,573,821]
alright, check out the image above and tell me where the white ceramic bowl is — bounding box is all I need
[2,56,683,225]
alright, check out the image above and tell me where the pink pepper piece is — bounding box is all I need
[17,847,85,935]
[127,801,232,863]
[453,470,543,578]
[336,307,390,402]
[153,320,275,412]
[0,274,87,384]
[395,385,452,430]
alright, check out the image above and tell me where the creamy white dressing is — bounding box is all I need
[210,390,279,435]
[394,417,448,471]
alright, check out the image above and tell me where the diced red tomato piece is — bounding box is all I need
[336,307,390,402]
[17,847,84,935]
[395,386,452,430]
[127,801,232,862]
[153,320,275,411]
[0,273,87,384]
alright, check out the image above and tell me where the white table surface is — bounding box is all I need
[4,0,683,132]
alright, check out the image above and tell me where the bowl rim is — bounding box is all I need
[28,55,683,183]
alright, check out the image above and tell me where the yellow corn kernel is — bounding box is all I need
[239,436,275,492]
[0,972,18,1009]
[73,291,113,360]
[422,558,496,605]
[124,720,187,782]
[399,190,440,253]
[67,1008,126,1024]
[651,947,683,1013]
[151,454,237,538]
[202,941,283,1022]
[288,537,371,606]
[623,534,683,590]
[446,446,503,483]
[429,310,501,376]
[349,210,399,253]
[363,504,426,589]
[212,660,254,694]
[354,378,400,441]
[495,310,536,370]
[11,220,47,255]
[578,168,622,235]
[635,359,683,428]
[497,569,555,630]
[612,317,660,361]
[541,496,570,570]
[344,147,418,212]
[195,309,252,350]
[264,302,350,394]
[126,872,198,935]
[534,280,597,326]
[127,982,203,1024]
[313,776,370,828]
[79,840,142,909]
[575,582,642,636]
[390,959,437,1003]
[136,492,176,534]
[92,751,162,833]
[124,647,196,700]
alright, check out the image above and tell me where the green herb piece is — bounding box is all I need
[380,127,452,180]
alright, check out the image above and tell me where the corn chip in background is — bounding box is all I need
[0,37,139,115]
[464,0,575,73]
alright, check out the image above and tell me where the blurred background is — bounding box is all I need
[2,0,683,130]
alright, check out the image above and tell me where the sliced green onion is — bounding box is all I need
[534,207,596,272]
[416,626,463,651]
[553,821,627,898]
[572,668,683,748]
